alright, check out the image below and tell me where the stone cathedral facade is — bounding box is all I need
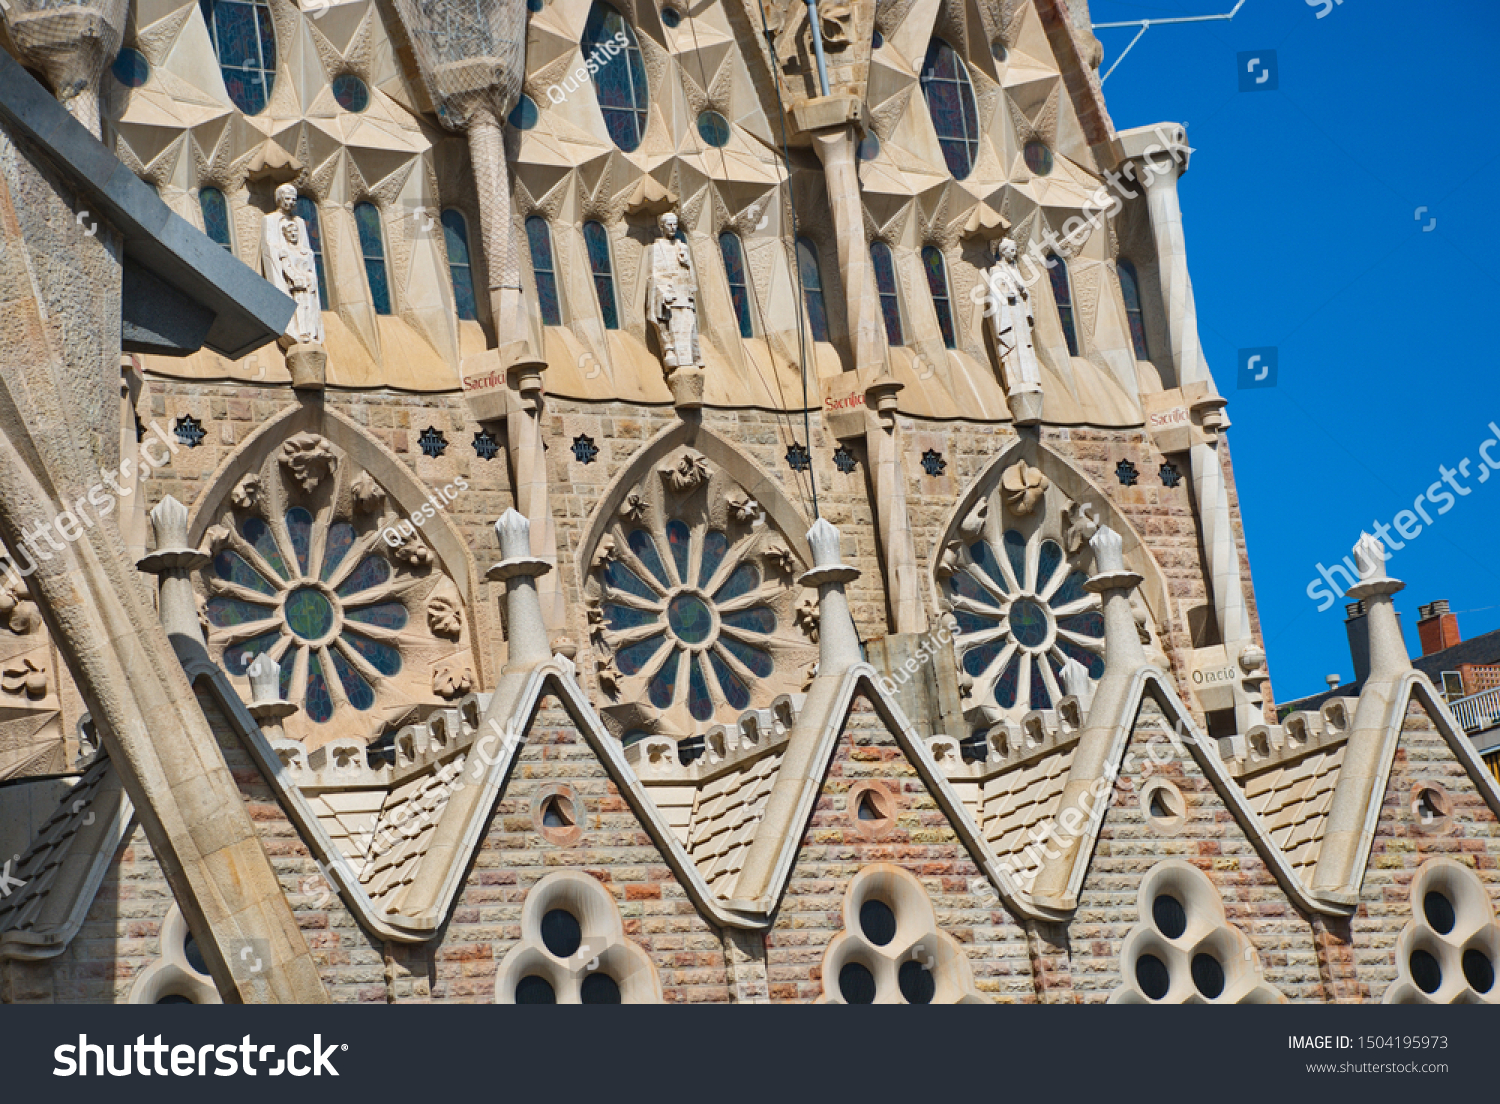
[0,0,1496,1006]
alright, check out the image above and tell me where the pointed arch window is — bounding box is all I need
[795,236,830,342]
[919,38,979,180]
[583,2,649,153]
[922,245,956,349]
[720,232,754,338]
[199,0,277,116]
[526,216,562,327]
[354,202,391,315]
[441,210,478,322]
[583,220,620,330]
[1117,258,1149,360]
[871,241,904,347]
[294,196,328,310]
[1048,254,1079,357]
[199,187,232,252]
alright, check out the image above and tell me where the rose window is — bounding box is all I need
[587,450,816,738]
[944,528,1105,713]
[602,520,786,721]
[196,431,474,747]
[207,509,405,723]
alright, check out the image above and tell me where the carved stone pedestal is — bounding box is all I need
[668,367,705,410]
[286,343,327,390]
[1010,390,1044,426]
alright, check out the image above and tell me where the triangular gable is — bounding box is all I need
[1309,670,1500,906]
[0,755,135,962]
[1028,667,1342,918]
[182,653,759,940]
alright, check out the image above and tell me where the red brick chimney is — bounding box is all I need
[1417,600,1461,656]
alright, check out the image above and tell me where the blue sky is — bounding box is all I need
[1089,0,1500,700]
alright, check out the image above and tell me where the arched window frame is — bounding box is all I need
[582,2,649,153]
[1117,258,1150,360]
[795,236,830,343]
[1047,253,1079,358]
[582,220,620,331]
[919,38,980,180]
[921,245,957,350]
[353,200,392,316]
[719,231,754,338]
[199,0,277,116]
[526,216,562,327]
[294,195,329,311]
[870,240,905,347]
[198,186,233,253]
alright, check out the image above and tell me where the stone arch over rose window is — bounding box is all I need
[932,441,1173,728]
[578,426,818,742]
[186,408,482,751]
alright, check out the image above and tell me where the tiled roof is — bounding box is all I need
[686,748,785,900]
[1235,741,1347,876]
[978,738,1079,879]
[0,755,131,940]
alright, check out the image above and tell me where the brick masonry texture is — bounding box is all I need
[1069,699,1326,1004]
[765,696,1035,1003]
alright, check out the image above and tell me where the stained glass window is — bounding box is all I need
[509,94,539,130]
[331,73,369,112]
[720,232,754,338]
[697,111,731,148]
[294,196,329,310]
[1024,140,1053,176]
[199,186,232,252]
[922,245,956,349]
[526,216,562,327]
[112,48,150,88]
[354,202,391,315]
[796,236,830,342]
[1118,258,1149,360]
[199,0,276,115]
[871,242,904,346]
[919,38,979,180]
[583,2,649,153]
[1048,254,1079,357]
[442,210,478,321]
[583,220,619,330]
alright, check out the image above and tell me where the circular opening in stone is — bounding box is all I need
[839,961,876,1004]
[1424,890,1456,935]
[332,73,370,113]
[285,587,335,641]
[581,972,622,1003]
[1135,953,1170,1000]
[1152,894,1187,940]
[1463,948,1495,994]
[515,975,556,1003]
[898,959,936,1004]
[859,899,898,946]
[697,110,731,148]
[509,94,540,130]
[1008,597,1049,649]
[112,48,150,88]
[1410,949,1442,994]
[668,593,715,645]
[858,131,881,162]
[661,6,681,26]
[1190,952,1225,999]
[1024,140,1053,176]
[541,908,582,958]
[990,40,1007,62]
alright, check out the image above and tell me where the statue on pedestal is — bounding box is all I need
[986,237,1043,425]
[261,183,325,348]
[644,211,701,373]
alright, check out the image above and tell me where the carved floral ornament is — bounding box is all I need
[586,446,817,739]
[937,456,1162,726]
[193,432,479,750]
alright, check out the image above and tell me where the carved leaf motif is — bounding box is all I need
[352,471,386,514]
[390,528,434,568]
[431,661,474,700]
[1001,460,1049,516]
[1063,500,1102,554]
[231,473,262,511]
[795,597,819,643]
[619,493,648,521]
[279,433,337,493]
[1,655,47,699]
[427,593,464,639]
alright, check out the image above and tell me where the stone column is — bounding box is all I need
[503,358,566,636]
[864,374,926,634]
[246,653,297,740]
[1122,124,1252,653]
[799,518,863,672]
[487,508,554,671]
[136,496,210,648]
[4,2,123,137]
[469,107,525,348]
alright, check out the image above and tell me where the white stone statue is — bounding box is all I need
[987,237,1043,403]
[261,183,325,347]
[644,210,701,372]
